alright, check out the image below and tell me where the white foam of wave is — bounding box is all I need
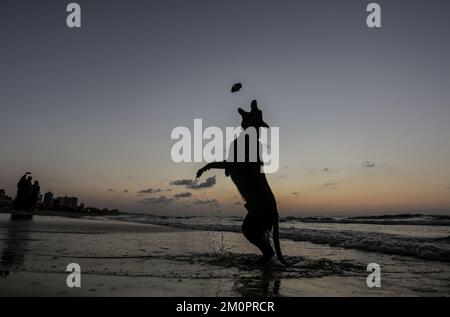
[111,214,450,262]
[283,214,450,226]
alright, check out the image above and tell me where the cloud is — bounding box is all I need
[138,188,162,194]
[189,176,216,189]
[323,182,338,189]
[323,168,330,172]
[128,176,134,180]
[138,195,173,205]
[170,176,216,189]
[193,198,218,205]
[107,189,115,192]
[362,161,376,168]
[170,179,194,186]
[174,192,192,198]
[138,188,171,194]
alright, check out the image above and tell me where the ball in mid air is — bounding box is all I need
[231,83,242,93]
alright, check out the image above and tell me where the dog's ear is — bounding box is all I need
[250,100,258,111]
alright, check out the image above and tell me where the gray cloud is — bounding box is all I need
[170,179,194,186]
[170,176,216,189]
[323,168,330,172]
[323,182,339,189]
[138,188,171,194]
[138,188,162,194]
[138,195,173,205]
[193,198,218,205]
[189,176,216,189]
[174,192,192,198]
[362,161,376,168]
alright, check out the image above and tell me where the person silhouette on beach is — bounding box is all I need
[30,181,40,211]
[13,172,37,212]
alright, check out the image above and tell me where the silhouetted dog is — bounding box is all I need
[197,100,288,265]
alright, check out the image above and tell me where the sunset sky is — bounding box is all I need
[1,0,450,216]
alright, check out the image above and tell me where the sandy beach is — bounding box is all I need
[0,212,449,296]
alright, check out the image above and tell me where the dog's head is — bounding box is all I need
[238,100,269,130]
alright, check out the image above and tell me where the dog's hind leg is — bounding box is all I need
[253,235,275,265]
[242,214,275,264]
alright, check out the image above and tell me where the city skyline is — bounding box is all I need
[1,0,450,216]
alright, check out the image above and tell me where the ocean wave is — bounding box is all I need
[282,214,450,226]
[281,228,450,263]
[112,215,450,263]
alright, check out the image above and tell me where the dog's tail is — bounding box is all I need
[273,214,289,266]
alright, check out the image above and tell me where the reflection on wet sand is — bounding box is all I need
[0,213,448,296]
[0,215,32,278]
[233,266,281,297]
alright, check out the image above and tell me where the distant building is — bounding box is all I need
[43,192,54,205]
[57,196,78,208]
[68,197,78,208]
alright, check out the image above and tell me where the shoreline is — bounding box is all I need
[2,208,450,225]
[0,208,121,219]
[0,213,449,296]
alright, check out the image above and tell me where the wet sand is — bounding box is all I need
[0,213,448,296]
